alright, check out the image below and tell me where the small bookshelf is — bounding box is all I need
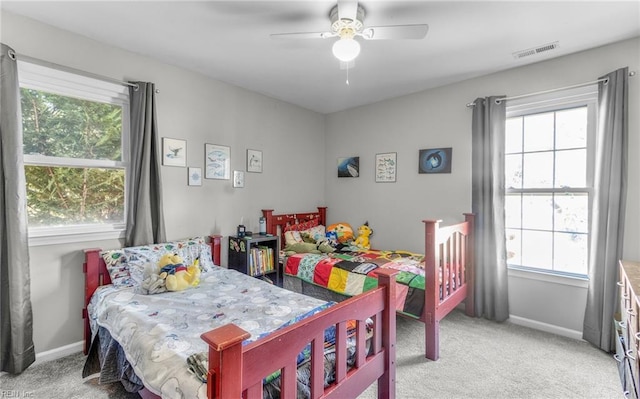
[227,235,280,286]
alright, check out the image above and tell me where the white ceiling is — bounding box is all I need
[2,1,640,114]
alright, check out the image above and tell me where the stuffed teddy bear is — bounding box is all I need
[284,241,335,256]
[158,253,201,292]
[354,221,373,250]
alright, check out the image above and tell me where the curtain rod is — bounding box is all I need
[465,70,636,107]
[11,50,140,90]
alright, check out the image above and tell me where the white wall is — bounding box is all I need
[1,11,326,357]
[325,38,640,337]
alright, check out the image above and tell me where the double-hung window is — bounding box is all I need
[504,86,597,278]
[18,61,129,244]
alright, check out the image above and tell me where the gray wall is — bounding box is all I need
[2,10,639,358]
[1,11,326,357]
[325,37,640,338]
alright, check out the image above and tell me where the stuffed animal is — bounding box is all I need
[158,253,201,292]
[284,241,335,256]
[139,262,168,295]
[354,221,373,250]
[326,222,354,244]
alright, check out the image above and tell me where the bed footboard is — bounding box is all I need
[201,269,398,399]
[423,213,475,360]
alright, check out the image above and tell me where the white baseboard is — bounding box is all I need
[34,341,84,366]
[509,315,584,341]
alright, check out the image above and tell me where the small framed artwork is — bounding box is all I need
[419,147,453,174]
[375,152,397,182]
[233,170,245,188]
[205,144,231,180]
[188,167,202,186]
[246,149,263,173]
[162,137,187,167]
[337,156,360,178]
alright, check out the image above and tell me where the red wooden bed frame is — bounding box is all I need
[262,206,476,361]
[83,235,398,399]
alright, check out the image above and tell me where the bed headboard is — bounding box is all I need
[82,235,222,355]
[262,207,327,249]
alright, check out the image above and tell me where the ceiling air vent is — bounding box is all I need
[513,41,559,59]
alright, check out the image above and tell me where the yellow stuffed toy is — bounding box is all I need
[354,221,373,250]
[158,253,201,292]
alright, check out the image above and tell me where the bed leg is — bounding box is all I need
[201,324,251,399]
[425,318,439,361]
[376,269,397,399]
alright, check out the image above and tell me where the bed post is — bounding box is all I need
[423,219,441,361]
[463,213,476,317]
[209,235,222,266]
[317,206,327,226]
[376,269,397,399]
[262,209,274,235]
[83,248,102,355]
[201,324,251,399]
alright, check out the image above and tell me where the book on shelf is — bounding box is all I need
[248,245,275,276]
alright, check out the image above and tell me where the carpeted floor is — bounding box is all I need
[0,310,621,399]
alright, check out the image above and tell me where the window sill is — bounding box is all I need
[507,266,589,288]
[28,226,125,247]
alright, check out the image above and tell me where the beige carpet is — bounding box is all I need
[1,310,620,399]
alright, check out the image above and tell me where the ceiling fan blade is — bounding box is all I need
[270,31,335,40]
[361,24,429,40]
[337,0,358,21]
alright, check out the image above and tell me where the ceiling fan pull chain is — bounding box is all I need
[346,63,350,85]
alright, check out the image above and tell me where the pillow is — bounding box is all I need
[301,225,326,243]
[326,222,354,243]
[284,230,304,246]
[101,249,133,287]
[283,218,319,233]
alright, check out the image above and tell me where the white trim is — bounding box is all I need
[509,315,584,341]
[34,341,84,366]
[29,228,125,247]
[508,267,589,288]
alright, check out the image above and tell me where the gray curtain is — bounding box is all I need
[125,82,166,247]
[583,68,628,351]
[471,96,509,321]
[0,43,36,373]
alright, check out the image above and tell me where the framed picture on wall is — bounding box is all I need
[375,152,397,182]
[205,144,231,180]
[247,149,262,173]
[162,137,187,167]
[188,167,202,186]
[418,147,452,174]
[337,156,360,178]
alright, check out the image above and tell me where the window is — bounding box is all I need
[18,61,129,243]
[504,86,597,277]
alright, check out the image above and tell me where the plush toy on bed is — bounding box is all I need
[326,222,354,244]
[284,241,335,256]
[139,263,168,295]
[354,221,373,250]
[157,253,201,292]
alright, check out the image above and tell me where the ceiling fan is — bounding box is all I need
[271,0,429,63]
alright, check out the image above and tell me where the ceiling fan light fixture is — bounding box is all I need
[332,37,361,62]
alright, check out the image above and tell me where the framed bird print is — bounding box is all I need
[162,137,187,167]
[205,143,231,180]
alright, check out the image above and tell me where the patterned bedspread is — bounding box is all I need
[285,249,428,318]
[87,265,330,398]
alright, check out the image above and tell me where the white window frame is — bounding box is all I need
[18,61,130,246]
[505,85,598,280]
